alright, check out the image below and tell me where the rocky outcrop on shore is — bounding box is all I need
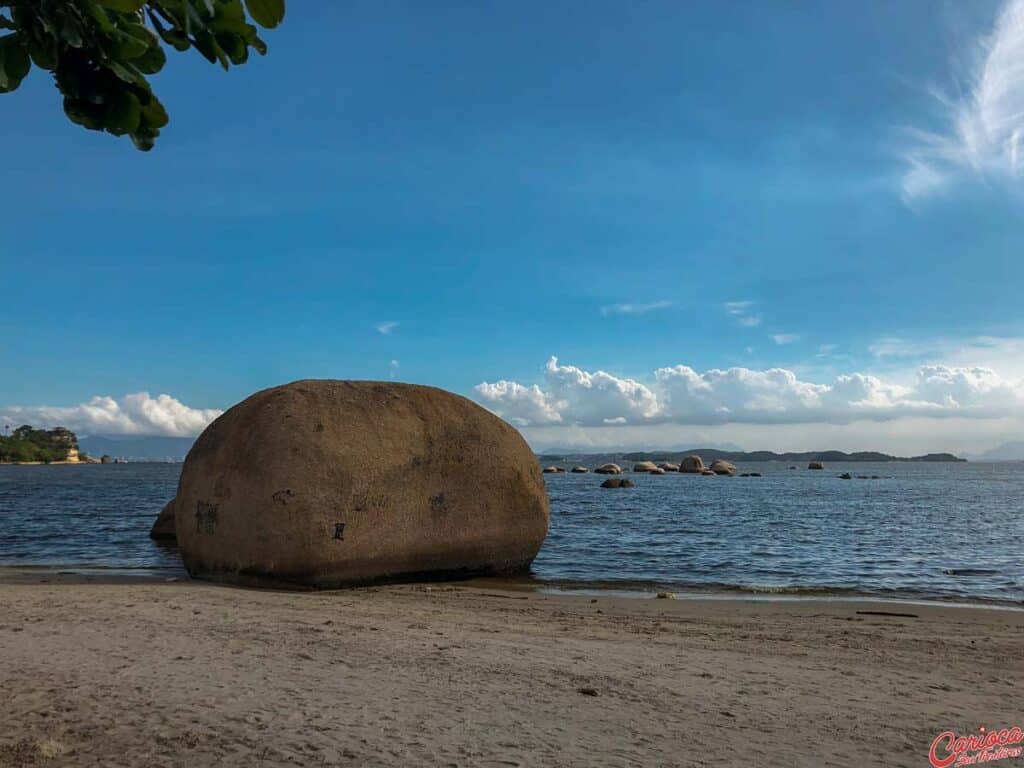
[149,499,177,541]
[174,380,550,589]
[680,455,705,473]
[709,460,736,476]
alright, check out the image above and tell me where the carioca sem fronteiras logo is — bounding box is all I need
[929,726,1023,767]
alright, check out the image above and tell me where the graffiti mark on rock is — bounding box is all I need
[430,493,448,515]
[195,501,219,535]
[272,489,297,506]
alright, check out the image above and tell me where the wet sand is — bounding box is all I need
[0,572,1020,767]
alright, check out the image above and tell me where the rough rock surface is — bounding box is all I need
[174,380,550,588]
[149,499,177,542]
[600,478,635,489]
[594,463,623,475]
[680,455,705,473]
[709,460,736,476]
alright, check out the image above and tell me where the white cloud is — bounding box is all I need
[902,0,1024,201]
[725,300,762,327]
[600,300,673,316]
[0,393,222,437]
[473,380,562,427]
[772,333,800,345]
[375,321,399,335]
[475,356,1024,427]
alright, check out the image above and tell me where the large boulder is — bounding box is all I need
[680,455,705,473]
[149,499,177,542]
[632,461,658,473]
[657,462,679,472]
[594,463,623,475]
[600,478,635,489]
[542,466,565,474]
[808,461,824,470]
[174,380,550,588]
[709,460,736,476]
[570,466,590,473]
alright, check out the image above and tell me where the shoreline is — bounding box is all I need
[1,565,1020,610]
[1,577,1020,767]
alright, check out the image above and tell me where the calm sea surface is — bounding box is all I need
[1,462,1022,604]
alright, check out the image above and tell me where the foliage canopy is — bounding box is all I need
[0,0,285,149]
[0,425,78,463]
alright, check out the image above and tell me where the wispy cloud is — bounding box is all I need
[374,321,399,335]
[389,359,400,379]
[772,333,801,345]
[600,300,673,316]
[869,336,920,359]
[902,0,1024,202]
[725,300,762,327]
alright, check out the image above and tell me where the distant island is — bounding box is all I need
[537,449,966,464]
[0,425,85,463]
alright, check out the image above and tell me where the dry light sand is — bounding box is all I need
[0,571,1021,767]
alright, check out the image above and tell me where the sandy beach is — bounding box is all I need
[1,572,1020,768]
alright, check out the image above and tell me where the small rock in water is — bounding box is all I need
[656,592,675,599]
[839,472,853,479]
[600,478,635,489]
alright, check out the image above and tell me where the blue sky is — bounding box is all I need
[4,0,1024,454]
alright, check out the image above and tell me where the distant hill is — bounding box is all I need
[968,441,1024,462]
[537,449,966,465]
[79,435,195,462]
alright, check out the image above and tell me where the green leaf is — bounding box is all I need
[64,98,105,130]
[97,0,146,12]
[0,33,29,90]
[245,0,284,29]
[5,39,28,80]
[105,89,141,134]
[141,94,168,128]
[133,42,166,74]
[108,28,149,59]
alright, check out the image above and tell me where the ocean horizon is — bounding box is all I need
[3,461,1021,606]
